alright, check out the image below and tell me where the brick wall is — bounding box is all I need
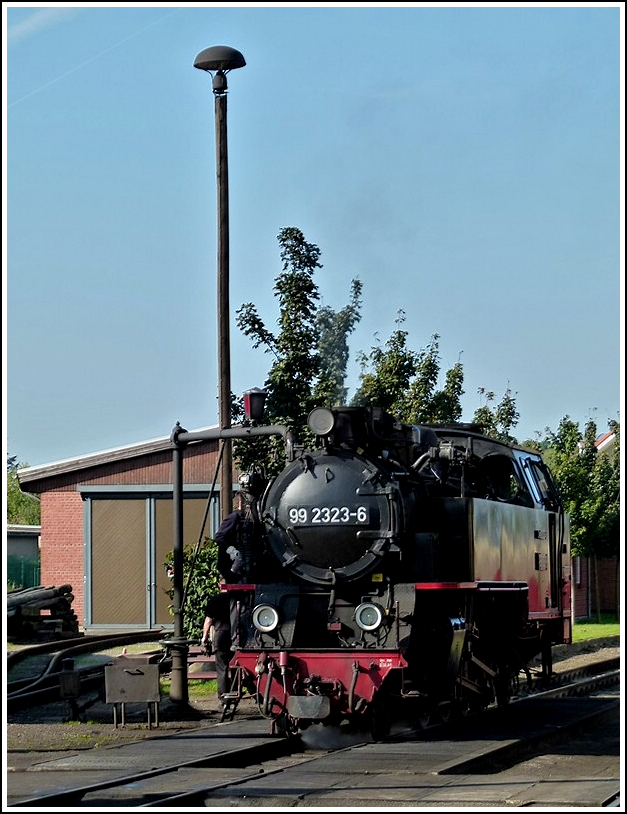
[597,557,619,614]
[571,555,619,619]
[39,491,86,623]
[571,556,589,619]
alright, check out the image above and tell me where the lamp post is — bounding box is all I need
[194,45,246,522]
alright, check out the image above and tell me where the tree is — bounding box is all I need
[472,386,520,443]
[425,354,465,425]
[404,336,464,424]
[236,226,321,430]
[6,456,40,525]
[542,418,620,621]
[351,312,419,414]
[351,313,465,425]
[235,227,362,473]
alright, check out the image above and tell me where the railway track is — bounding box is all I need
[526,659,620,698]
[9,660,620,808]
[6,631,168,713]
[6,630,163,671]
[7,630,619,711]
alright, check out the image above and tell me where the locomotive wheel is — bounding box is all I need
[418,714,432,730]
[435,701,454,724]
[494,668,518,706]
[417,704,435,729]
[271,712,299,739]
[452,675,485,718]
[453,696,474,718]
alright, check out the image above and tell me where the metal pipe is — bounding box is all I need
[172,423,291,446]
[215,88,232,523]
[169,442,189,705]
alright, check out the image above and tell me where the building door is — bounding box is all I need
[89,498,147,626]
[85,493,218,629]
[154,496,212,625]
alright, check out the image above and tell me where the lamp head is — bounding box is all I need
[194,45,246,72]
[243,388,267,421]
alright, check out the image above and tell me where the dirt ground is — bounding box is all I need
[6,677,256,768]
[5,637,620,768]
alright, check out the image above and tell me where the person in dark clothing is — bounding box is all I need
[215,511,244,583]
[201,587,233,704]
[202,490,265,705]
[200,503,248,706]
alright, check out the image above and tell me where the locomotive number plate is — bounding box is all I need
[287,506,369,525]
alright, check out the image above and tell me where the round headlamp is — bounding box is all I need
[307,407,335,436]
[252,603,280,634]
[355,602,384,632]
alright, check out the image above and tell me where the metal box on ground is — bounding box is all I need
[104,655,160,728]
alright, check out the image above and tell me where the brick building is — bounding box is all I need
[17,430,225,631]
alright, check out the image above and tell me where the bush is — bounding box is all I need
[164,539,222,640]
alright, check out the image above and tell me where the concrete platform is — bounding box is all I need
[6,694,621,808]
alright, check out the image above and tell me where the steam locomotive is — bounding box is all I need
[217,406,572,738]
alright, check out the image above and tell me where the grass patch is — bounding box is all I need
[160,677,217,698]
[572,613,620,642]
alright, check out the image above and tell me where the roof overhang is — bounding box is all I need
[16,425,219,485]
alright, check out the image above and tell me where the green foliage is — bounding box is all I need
[352,313,464,425]
[237,226,321,430]
[234,229,530,468]
[428,358,465,424]
[352,313,419,414]
[541,418,620,560]
[6,456,41,525]
[405,336,464,424]
[235,227,362,474]
[164,538,221,641]
[472,386,520,443]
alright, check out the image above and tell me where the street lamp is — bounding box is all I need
[194,45,246,523]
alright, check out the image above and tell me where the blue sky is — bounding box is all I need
[4,3,623,467]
